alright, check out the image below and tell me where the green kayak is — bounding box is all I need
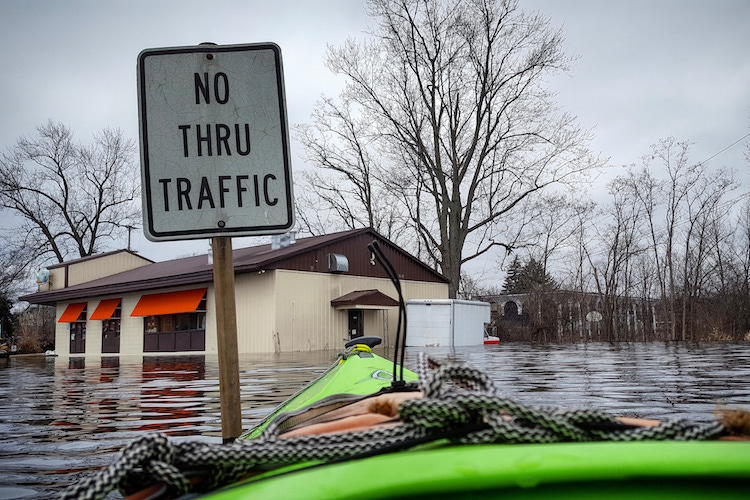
[199,338,749,500]
[241,337,418,440]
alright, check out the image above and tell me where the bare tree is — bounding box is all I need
[679,168,737,340]
[719,197,750,340]
[15,304,56,353]
[523,193,596,276]
[0,121,140,277]
[612,138,739,341]
[557,198,597,291]
[620,139,692,340]
[616,165,667,338]
[586,176,647,341]
[295,96,408,240]
[0,241,30,297]
[301,0,604,296]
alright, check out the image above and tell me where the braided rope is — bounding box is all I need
[62,353,727,500]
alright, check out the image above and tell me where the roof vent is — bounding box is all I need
[328,253,349,273]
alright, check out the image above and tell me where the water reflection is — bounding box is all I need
[134,356,207,435]
[0,343,748,498]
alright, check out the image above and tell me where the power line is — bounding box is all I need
[699,132,750,165]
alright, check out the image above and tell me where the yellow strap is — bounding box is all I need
[338,344,373,364]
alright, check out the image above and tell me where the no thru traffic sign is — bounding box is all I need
[137,43,295,241]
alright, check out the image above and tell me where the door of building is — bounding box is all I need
[101,319,120,353]
[69,323,86,354]
[348,310,363,340]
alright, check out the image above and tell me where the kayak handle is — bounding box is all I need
[345,336,383,349]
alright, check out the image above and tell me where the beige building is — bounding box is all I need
[21,228,449,355]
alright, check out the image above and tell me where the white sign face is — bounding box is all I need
[137,43,294,241]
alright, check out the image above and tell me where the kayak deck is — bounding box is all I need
[207,440,749,499]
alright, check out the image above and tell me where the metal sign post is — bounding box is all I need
[137,43,294,441]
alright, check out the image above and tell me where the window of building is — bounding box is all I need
[143,294,207,352]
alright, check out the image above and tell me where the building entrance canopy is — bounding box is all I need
[331,289,399,310]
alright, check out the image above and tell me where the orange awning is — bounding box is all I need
[90,298,121,320]
[130,288,207,317]
[58,302,87,323]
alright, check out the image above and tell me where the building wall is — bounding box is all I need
[41,252,152,292]
[272,270,448,352]
[67,253,151,287]
[46,268,67,292]
[120,295,146,355]
[54,303,74,356]
[86,311,103,354]
[53,269,449,355]
[232,272,277,354]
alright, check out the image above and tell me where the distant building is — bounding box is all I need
[21,228,449,355]
[479,291,660,342]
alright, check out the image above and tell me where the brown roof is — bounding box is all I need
[21,228,447,306]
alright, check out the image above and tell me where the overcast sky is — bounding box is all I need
[1,0,749,276]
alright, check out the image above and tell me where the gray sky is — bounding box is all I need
[1,0,749,270]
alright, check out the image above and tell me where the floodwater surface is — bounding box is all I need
[0,342,748,498]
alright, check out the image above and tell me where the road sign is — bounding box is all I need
[137,43,295,241]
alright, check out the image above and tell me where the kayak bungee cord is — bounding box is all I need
[61,353,741,500]
[367,240,408,385]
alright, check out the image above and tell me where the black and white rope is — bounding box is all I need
[61,353,727,500]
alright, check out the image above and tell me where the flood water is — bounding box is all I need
[1,342,748,499]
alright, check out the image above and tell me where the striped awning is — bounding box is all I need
[130,288,206,317]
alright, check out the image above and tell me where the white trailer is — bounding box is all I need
[405,299,491,347]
